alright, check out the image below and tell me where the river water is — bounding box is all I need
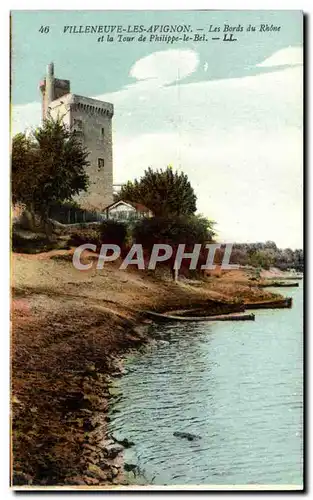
[109,283,303,487]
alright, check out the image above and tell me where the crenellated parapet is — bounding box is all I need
[71,97,114,118]
[48,93,114,118]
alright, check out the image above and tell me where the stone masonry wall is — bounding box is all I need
[49,94,113,211]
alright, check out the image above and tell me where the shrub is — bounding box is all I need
[68,229,101,247]
[247,250,274,270]
[133,215,214,249]
[132,215,215,276]
[100,220,128,248]
[68,220,128,251]
[12,232,62,254]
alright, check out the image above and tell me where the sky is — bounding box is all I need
[11,10,303,249]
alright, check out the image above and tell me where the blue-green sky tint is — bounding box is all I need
[11,10,302,105]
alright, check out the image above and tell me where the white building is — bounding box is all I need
[39,63,114,211]
[102,200,153,221]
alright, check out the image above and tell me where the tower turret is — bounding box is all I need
[39,63,70,121]
[45,62,55,112]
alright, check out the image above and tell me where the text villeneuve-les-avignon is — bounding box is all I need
[62,24,281,35]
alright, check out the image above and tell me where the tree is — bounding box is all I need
[117,166,197,217]
[293,249,304,272]
[264,240,277,250]
[11,133,40,209]
[12,117,90,231]
[247,249,274,270]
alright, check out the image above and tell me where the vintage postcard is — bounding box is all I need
[11,10,303,490]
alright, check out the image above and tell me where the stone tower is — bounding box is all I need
[39,63,113,211]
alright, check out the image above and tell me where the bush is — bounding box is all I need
[133,215,214,249]
[100,220,128,248]
[132,215,215,276]
[12,232,64,254]
[68,229,101,247]
[68,220,128,250]
[247,250,274,270]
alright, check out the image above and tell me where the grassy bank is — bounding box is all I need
[11,249,285,487]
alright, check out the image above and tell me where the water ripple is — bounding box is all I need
[108,285,303,486]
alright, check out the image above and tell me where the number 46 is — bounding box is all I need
[39,26,50,33]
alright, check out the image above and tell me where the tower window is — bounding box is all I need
[100,127,105,139]
[73,118,83,129]
[98,158,104,170]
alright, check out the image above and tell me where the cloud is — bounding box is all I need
[129,49,199,84]
[11,49,303,248]
[113,127,303,248]
[257,46,303,67]
[11,101,41,136]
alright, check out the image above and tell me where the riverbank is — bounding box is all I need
[11,249,289,488]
